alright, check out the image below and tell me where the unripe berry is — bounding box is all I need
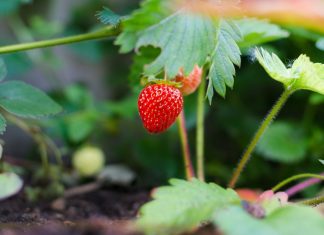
[175,65,202,96]
[72,146,105,177]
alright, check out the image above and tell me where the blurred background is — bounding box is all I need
[0,0,323,195]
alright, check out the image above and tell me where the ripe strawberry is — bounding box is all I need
[138,84,183,134]
[175,65,202,96]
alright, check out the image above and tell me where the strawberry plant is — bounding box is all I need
[0,0,324,234]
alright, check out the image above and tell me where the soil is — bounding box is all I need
[0,186,148,235]
[0,187,218,235]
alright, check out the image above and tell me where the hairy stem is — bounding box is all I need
[0,26,120,55]
[196,76,206,181]
[300,195,324,206]
[272,173,324,192]
[228,88,293,188]
[178,111,195,180]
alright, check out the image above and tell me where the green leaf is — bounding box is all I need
[290,56,324,95]
[256,122,307,163]
[115,0,172,53]
[137,178,240,235]
[0,173,23,200]
[29,16,62,38]
[2,52,32,76]
[65,112,97,143]
[255,48,324,95]
[0,58,7,81]
[128,46,160,84]
[214,205,324,235]
[136,12,242,101]
[96,7,122,27]
[0,81,62,118]
[0,0,22,16]
[255,47,296,86]
[319,159,324,165]
[0,113,6,135]
[136,12,217,78]
[309,93,324,105]
[207,20,242,100]
[237,18,289,49]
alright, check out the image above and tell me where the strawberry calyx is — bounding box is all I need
[140,76,183,89]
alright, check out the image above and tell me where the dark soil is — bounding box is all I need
[0,187,219,235]
[0,187,149,235]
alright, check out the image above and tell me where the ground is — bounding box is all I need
[0,187,149,235]
[0,184,226,235]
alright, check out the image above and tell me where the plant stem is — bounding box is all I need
[285,172,324,197]
[44,135,63,167]
[272,173,324,192]
[228,88,293,188]
[0,26,120,55]
[178,111,195,180]
[4,113,50,173]
[196,76,206,181]
[300,195,324,206]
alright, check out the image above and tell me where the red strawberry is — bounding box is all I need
[138,84,183,134]
[175,65,202,96]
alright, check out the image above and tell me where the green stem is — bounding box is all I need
[4,113,50,174]
[228,88,293,188]
[300,195,324,206]
[44,134,63,167]
[196,75,206,181]
[272,173,324,192]
[0,26,120,55]
[38,138,49,173]
[178,111,195,180]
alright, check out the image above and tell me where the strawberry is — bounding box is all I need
[175,65,202,96]
[138,84,183,134]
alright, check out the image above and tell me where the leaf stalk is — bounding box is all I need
[272,173,324,192]
[228,88,293,188]
[0,26,120,55]
[196,74,206,181]
[300,195,324,206]
[178,111,195,180]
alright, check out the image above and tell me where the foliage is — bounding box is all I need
[0,81,62,118]
[137,179,324,235]
[206,20,241,100]
[115,1,296,103]
[237,18,289,49]
[115,0,172,53]
[134,13,241,102]
[213,205,324,235]
[0,58,7,81]
[256,122,308,163]
[137,179,240,235]
[96,7,122,27]
[0,60,61,134]
[136,12,217,78]
[255,48,324,95]
[0,0,31,16]
[0,172,23,200]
